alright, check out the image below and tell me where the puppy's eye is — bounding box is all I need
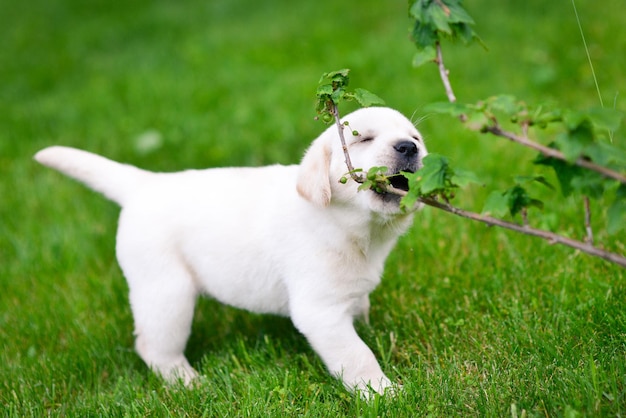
[360,136,374,143]
[411,135,422,143]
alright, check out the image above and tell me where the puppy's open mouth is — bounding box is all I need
[369,170,413,197]
[388,172,410,192]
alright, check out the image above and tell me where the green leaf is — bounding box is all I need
[569,170,606,199]
[429,2,452,34]
[532,108,563,127]
[483,184,545,218]
[412,45,437,67]
[316,69,353,117]
[562,110,587,130]
[331,88,346,103]
[513,175,554,190]
[403,151,477,203]
[408,0,425,20]
[585,141,626,167]
[366,166,388,181]
[358,180,373,192]
[446,1,475,24]
[555,119,594,162]
[409,0,481,47]
[320,68,350,84]
[316,84,334,96]
[411,21,438,48]
[352,88,386,107]
[535,151,609,199]
[451,22,474,44]
[412,153,450,195]
[607,185,626,234]
[527,198,544,210]
[534,153,579,197]
[488,95,519,116]
[506,185,531,217]
[452,167,481,187]
[400,191,420,212]
[503,185,543,217]
[465,111,490,131]
[482,190,509,217]
[423,101,469,117]
[616,182,626,199]
[585,107,623,131]
[607,200,626,234]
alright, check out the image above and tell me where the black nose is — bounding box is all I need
[393,140,418,158]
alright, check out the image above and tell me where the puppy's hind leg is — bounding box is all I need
[120,251,200,386]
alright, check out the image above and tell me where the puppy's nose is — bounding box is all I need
[393,141,418,158]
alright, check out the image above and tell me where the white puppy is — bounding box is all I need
[35,107,427,395]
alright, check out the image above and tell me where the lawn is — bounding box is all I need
[1,0,625,416]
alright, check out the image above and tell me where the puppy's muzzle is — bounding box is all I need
[388,140,420,191]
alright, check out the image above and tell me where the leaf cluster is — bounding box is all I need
[428,95,622,136]
[315,69,385,123]
[408,0,481,67]
[483,176,553,218]
[401,153,479,210]
[346,166,393,194]
[425,96,626,232]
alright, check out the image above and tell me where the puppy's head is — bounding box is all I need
[297,107,427,214]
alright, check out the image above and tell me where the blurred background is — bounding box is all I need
[2,0,624,170]
[1,0,624,414]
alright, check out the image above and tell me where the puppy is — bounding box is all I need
[35,106,427,395]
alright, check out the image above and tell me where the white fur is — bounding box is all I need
[35,107,427,395]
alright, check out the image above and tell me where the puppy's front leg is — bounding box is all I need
[290,303,392,396]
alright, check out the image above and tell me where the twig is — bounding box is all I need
[427,43,626,267]
[584,196,593,244]
[372,183,626,268]
[433,41,626,185]
[331,102,363,182]
[521,207,529,227]
[486,124,626,184]
[325,72,625,268]
[435,42,457,104]
[418,196,626,268]
[338,165,625,267]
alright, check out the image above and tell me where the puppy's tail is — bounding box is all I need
[34,146,152,207]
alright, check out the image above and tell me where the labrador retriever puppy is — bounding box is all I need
[35,106,427,396]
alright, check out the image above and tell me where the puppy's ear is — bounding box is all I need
[296,137,332,207]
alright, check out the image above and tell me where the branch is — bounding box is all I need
[331,102,363,183]
[322,68,625,268]
[486,124,626,185]
[433,43,626,185]
[435,42,457,104]
[418,196,626,268]
[369,182,626,267]
[584,196,593,244]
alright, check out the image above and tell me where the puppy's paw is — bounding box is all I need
[352,376,402,400]
[157,362,199,387]
[358,383,403,401]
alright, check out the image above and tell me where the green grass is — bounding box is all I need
[2,0,625,416]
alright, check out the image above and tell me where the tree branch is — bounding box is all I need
[435,42,457,104]
[433,42,626,185]
[371,184,626,268]
[584,196,593,244]
[323,61,626,268]
[418,196,626,268]
[486,124,626,185]
[331,102,363,183]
